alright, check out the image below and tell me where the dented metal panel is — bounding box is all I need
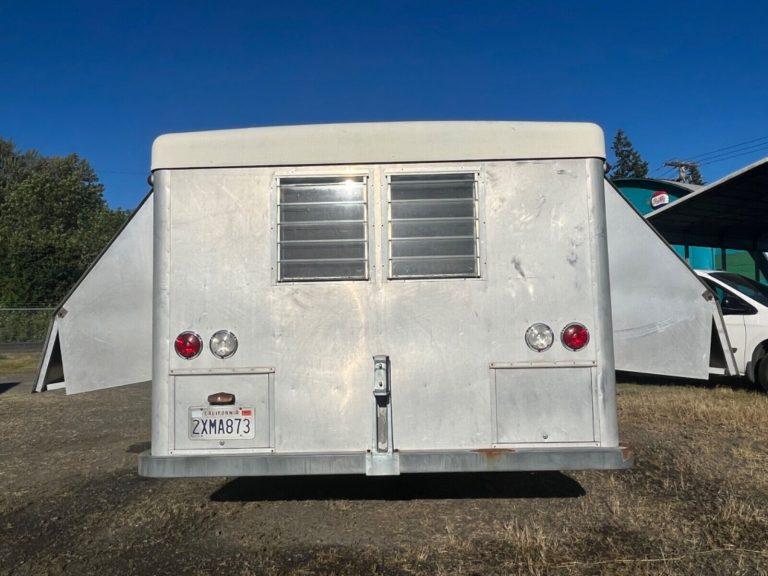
[151,158,619,464]
[493,365,596,444]
[605,180,728,379]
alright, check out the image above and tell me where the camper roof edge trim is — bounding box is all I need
[151,121,605,170]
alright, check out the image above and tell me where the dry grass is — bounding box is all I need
[265,382,768,575]
[0,352,39,376]
[1,363,767,575]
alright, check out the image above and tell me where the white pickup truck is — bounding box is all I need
[697,270,768,391]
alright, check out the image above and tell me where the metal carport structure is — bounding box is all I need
[647,157,768,256]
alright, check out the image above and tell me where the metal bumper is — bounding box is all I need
[139,446,632,478]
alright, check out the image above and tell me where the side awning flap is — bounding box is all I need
[34,194,154,394]
[605,180,736,379]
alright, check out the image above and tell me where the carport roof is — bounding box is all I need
[613,177,702,194]
[646,157,768,250]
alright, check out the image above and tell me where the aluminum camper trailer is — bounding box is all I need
[138,121,631,477]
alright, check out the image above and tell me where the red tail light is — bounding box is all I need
[175,331,202,359]
[561,323,589,351]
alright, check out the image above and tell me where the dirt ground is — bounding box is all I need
[1,352,767,575]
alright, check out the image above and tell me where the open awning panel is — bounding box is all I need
[35,195,153,394]
[605,180,733,379]
[35,180,731,393]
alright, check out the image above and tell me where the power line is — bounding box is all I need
[653,165,678,178]
[651,135,768,177]
[699,145,768,167]
[692,142,768,165]
[684,135,768,162]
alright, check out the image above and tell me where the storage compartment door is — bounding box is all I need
[173,373,272,451]
[493,366,595,444]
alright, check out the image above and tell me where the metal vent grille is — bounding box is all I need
[277,176,368,281]
[387,173,480,279]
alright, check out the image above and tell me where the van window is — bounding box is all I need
[277,176,368,281]
[711,272,768,307]
[387,173,480,279]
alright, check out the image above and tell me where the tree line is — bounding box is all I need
[0,138,129,308]
[608,129,705,185]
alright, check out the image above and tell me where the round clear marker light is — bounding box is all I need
[210,330,238,359]
[525,323,554,352]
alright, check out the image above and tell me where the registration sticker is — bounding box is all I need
[189,406,255,440]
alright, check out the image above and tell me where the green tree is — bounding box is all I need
[608,129,649,179]
[0,139,41,203]
[0,139,129,307]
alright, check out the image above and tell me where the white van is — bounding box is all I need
[697,270,768,391]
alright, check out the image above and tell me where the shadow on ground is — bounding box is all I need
[617,370,758,391]
[126,441,151,454]
[211,471,585,502]
[0,382,20,395]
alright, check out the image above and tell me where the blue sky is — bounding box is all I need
[2,1,767,209]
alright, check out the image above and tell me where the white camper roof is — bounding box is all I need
[151,121,605,170]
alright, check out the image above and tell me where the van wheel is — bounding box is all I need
[757,359,768,393]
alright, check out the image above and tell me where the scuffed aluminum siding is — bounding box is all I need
[606,181,712,379]
[162,160,608,454]
[58,199,153,394]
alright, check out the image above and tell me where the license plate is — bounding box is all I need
[189,407,255,440]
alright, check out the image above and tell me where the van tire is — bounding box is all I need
[757,359,768,393]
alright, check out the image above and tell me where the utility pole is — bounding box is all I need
[664,160,700,184]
